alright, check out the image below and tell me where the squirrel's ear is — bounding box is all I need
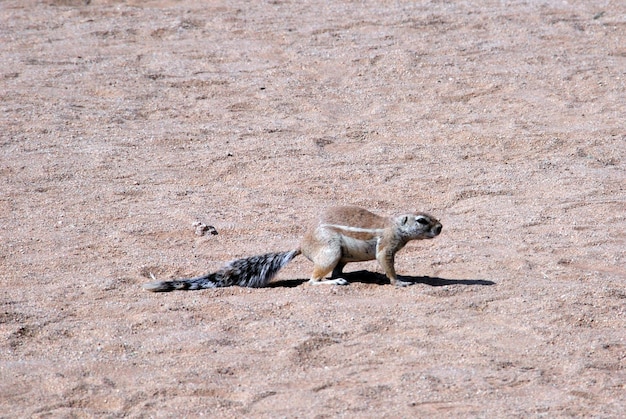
[401,215,409,225]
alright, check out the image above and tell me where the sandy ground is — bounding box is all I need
[1,0,625,417]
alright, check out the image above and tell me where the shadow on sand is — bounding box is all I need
[269,270,495,288]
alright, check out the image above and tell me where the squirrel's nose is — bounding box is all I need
[432,224,442,235]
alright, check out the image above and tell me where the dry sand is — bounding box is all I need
[1,0,625,417]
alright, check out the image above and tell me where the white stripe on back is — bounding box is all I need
[320,224,385,235]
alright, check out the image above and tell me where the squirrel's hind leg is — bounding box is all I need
[308,263,348,286]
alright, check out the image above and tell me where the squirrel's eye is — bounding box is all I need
[416,217,430,225]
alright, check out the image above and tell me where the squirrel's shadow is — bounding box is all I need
[269,270,495,288]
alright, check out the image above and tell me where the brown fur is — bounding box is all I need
[300,206,442,286]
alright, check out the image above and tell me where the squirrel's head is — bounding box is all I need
[396,213,442,240]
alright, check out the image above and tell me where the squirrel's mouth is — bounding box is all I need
[427,224,442,237]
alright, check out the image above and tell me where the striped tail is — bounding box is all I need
[143,249,301,292]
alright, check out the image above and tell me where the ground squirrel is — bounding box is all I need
[143,206,442,291]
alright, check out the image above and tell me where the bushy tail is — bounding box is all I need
[143,249,301,292]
